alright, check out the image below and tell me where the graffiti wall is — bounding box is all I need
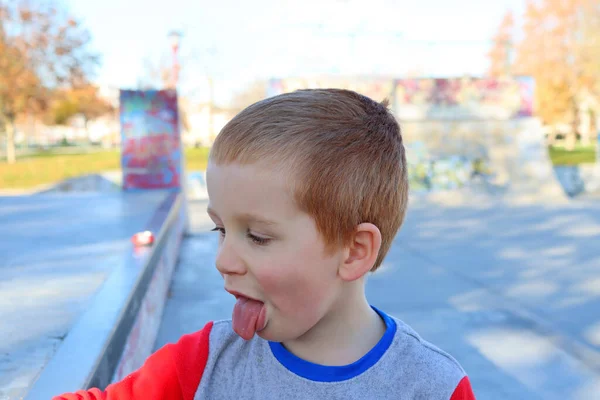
[267,77,395,106]
[119,90,182,190]
[394,76,534,120]
[267,76,534,121]
[266,76,547,194]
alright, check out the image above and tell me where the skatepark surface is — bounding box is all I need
[0,191,168,399]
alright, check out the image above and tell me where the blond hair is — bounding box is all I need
[210,88,408,270]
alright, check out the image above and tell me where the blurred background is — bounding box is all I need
[1,0,598,195]
[2,2,600,399]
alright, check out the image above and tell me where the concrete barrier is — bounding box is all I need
[34,174,121,194]
[24,190,187,399]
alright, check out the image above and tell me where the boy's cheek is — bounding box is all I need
[254,261,299,297]
[258,262,332,310]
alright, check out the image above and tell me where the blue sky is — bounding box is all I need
[66,0,526,105]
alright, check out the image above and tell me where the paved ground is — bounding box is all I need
[0,191,166,400]
[155,196,600,400]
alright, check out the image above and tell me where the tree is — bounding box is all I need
[0,0,98,163]
[69,85,114,135]
[488,11,515,78]
[495,0,600,149]
[48,85,114,138]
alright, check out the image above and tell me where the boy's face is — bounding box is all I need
[206,162,344,342]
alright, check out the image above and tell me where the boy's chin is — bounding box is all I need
[254,324,306,344]
[255,323,275,341]
[254,323,292,343]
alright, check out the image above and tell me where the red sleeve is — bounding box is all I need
[52,321,213,400]
[450,376,476,400]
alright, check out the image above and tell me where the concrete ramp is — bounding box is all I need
[401,117,567,205]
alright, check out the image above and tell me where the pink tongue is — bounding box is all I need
[232,297,266,340]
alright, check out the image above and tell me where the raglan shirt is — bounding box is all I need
[53,308,476,400]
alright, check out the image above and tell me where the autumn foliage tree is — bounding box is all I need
[489,0,600,149]
[49,85,114,134]
[0,0,98,163]
[487,11,515,78]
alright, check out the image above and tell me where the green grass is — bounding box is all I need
[4,144,594,189]
[548,144,597,166]
[185,147,210,171]
[0,147,210,189]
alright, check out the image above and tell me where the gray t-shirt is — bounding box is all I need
[195,308,468,400]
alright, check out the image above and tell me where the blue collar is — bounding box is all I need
[268,306,396,382]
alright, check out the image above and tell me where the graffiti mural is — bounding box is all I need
[394,76,534,120]
[266,76,542,194]
[266,76,534,121]
[120,90,182,190]
[267,77,395,105]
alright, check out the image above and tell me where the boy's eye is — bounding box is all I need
[247,232,270,246]
[210,227,270,245]
[211,227,226,236]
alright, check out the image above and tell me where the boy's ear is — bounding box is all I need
[338,223,382,282]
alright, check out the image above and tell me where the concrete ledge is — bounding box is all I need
[24,190,187,399]
[35,174,121,194]
[0,173,121,197]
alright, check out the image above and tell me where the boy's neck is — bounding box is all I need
[281,287,386,366]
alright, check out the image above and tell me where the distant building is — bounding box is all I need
[182,101,236,148]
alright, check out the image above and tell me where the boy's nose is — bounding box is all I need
[215,239,246,276]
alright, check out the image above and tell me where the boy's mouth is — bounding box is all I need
[226,288,267,340]
[226,289,259,301]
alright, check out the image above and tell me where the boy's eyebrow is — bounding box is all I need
[206,206,218,218]
[206,207,278,226]
[237,212,279,226]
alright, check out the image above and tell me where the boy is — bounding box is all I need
[54,89,475,400]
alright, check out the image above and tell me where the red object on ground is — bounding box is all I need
[131,231,155,247]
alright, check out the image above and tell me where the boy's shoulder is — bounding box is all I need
[388,315,467,388]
